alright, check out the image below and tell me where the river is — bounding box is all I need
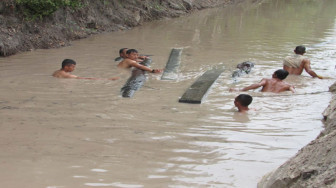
[1,0,336,187]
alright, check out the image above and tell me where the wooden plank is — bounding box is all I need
[179,68,225,104]
[161,48,183,80]
[120,58,152,98]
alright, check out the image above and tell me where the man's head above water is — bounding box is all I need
[294,45,306,55]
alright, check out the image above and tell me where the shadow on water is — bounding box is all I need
[0,0,336,187]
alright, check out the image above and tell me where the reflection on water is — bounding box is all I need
[1,0,336,187]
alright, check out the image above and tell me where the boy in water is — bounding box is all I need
[115,48,149,63]
[234,94,253,113]
[283,45,323,79]
[53,59,119,80]
[115,48,128,63]
[229,69,295,93]
[117,49,162,73]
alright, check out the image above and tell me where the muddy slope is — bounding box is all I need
[258,83,336,188]
[0,0,232,56]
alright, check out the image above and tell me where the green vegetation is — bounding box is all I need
[15,0,84,19]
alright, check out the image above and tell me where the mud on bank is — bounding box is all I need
[0,0,233,56]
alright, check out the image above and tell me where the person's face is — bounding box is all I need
[120,49,128,58]
[127,52,138,60]
[234,97,239,107]
[65,64,76,72]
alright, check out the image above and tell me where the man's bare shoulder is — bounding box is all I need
[52,70,63,77]
[260,78,271,83]
[118,58,136,68]
[52,70,77,78]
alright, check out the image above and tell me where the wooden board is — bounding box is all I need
[120,58,152,98]
[179,68,225,104]
[161,48,183,80]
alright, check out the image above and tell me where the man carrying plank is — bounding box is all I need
[117,49,163,73]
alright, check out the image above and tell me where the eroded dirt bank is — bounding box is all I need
[258,82,336,188]
[0,0,233,56]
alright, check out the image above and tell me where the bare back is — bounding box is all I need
[283,64,305,75]
[283,55,319,78]
[261,78,293,93]
[283,54,306,75]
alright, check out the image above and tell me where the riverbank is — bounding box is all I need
[258,82,336,188]
[0,0,233,56]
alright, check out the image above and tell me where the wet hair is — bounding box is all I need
[126,49,138,54]
[119,48,128,55]
[61,59,76,69]
[295,45,306,54]
[236,94,253,107]
[274,69,289,80]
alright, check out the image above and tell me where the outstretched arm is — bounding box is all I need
[303,59,322,79]
[53,70,119,80]
[241,79,266,91]
[76,77,119,80]
[229,79,266,92]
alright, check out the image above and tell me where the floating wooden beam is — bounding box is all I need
[120,58,152,98]
[161,48,183,80]
[179,68,225,104]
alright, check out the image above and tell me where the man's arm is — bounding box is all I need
[303,59,322,79]
[53,70,119,80]
[63,72,119,80]
[76,77,119,80]
[129,61,162,73]
[136,55,148,62]
[229,79,266,92]
[289,85,295,93]
[241,79,266,91]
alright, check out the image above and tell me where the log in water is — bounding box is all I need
[179,67,225,104]
[161,48,183,80]
[120,58,152,97]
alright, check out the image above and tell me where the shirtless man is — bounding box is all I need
[115,48,128,63]
[115,48,149,63]
[234,94,253,113]
[230,69,295,93]
[53,59,119,80]
[117,49,162,73]
[283,45,323,79]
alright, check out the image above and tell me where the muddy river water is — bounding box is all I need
[1,0,336,187]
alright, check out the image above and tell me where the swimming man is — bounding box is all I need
[53,59,119,80]
[229,69,295,93]
[234,94,253,113]
[115,48,149,63]
[117,49,162,73]
[283,45,323,79]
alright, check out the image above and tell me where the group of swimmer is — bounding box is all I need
[52,48,162,79]
[231,45,324,113]
[52,45,324,113]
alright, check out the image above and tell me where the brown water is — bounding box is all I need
[1,0,336,187]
